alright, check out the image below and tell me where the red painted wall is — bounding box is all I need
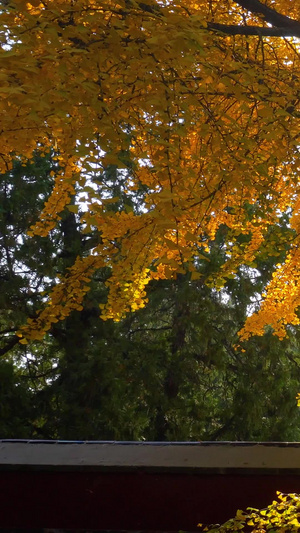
[1,470,300,530]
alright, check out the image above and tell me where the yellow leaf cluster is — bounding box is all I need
[28,157,80,236]
[1,0,300,339]
[17,252,104,342]
[204,492,300,533]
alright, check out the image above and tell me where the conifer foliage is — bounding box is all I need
[1,154,300,440]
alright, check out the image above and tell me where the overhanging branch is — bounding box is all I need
[0,335,20,357]
[234,0,300,30]
[208,22,300,37]
[119,1,300,39]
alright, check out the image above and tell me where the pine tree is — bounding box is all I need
[1,154,300,440]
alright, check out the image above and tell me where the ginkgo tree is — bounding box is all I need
[1,0,300,341]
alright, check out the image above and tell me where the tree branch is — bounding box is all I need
[233,0,300,30]
[207,0,300,38]
[0,335,20,357]
[208,22,300,37]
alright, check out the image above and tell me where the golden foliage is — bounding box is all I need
[203,492,300,533]
[2,0,300,340]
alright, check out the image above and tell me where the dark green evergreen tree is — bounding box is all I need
[1,154,300,440]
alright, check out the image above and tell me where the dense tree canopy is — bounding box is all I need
[1,0,300,341]
[1,153,300,440]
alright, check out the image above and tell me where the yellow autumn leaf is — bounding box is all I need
[1,0,300,341]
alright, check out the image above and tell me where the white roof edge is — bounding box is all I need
[1,441,300,470]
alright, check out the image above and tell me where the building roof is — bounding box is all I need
[1,441,300,530]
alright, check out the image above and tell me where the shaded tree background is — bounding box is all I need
[1,153,300,441]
